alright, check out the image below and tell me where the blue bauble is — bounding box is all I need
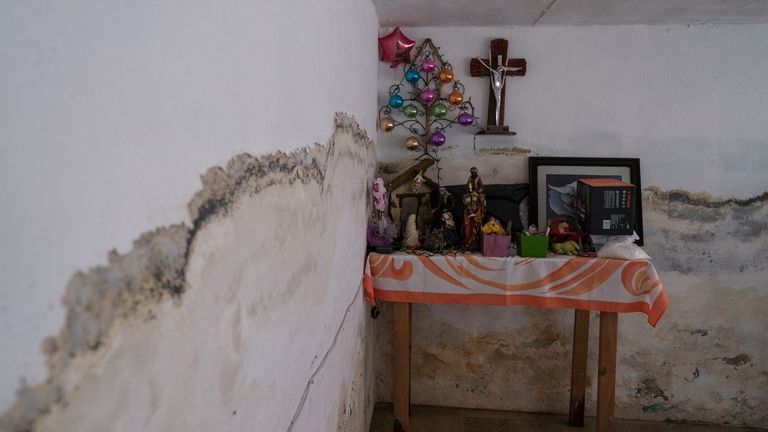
[404,68,421,84]
[388,94,404,108]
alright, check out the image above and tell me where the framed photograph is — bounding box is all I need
[528,157,643,245]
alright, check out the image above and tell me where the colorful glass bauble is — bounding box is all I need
[404,68,421,84]
[379,116,395,132]
[429,131,446,147]
[457,112,474,126]
[403,104,419,118]
[438,67,454,84]
[404,136,420,151]
[448,90,463,106]
[420,58,437,73]
[432,103,447,118]
[418,88,436,105]
[388,94,404,108]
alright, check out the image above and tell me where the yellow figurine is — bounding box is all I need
[482,218,506,236]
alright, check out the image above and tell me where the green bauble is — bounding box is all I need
[403,104,419,118]
[432,103,448,118]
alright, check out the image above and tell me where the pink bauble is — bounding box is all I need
[421,58,437,73]
[418,88,436,105]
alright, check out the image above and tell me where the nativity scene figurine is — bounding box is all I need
[462,167,486,250]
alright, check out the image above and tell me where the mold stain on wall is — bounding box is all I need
[0,113,377,432]
[620,187,768,427]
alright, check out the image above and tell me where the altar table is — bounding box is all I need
[363,252,668,432]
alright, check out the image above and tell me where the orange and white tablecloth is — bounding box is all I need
[363,252,668,326]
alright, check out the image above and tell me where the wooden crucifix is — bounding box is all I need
[470,39,527,134]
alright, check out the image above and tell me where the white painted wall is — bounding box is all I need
[378,25,768,198]
[0,0,378,414]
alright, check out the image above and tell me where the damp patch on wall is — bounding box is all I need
[0,113,376,432]
[616,186,768,427]
[0,224,191,432]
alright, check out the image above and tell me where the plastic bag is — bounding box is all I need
[596,232,651,260]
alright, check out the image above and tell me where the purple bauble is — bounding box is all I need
[418,87,436,105]
[429,131,446,147]
[420,58,437,73]
[457,112,474,126]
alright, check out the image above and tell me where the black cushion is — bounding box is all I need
[434,184,528,237]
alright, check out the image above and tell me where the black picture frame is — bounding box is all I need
[528,157,643,246]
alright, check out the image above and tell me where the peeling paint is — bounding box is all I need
[683,367,700,383]
[646,186,768,208]
[643,186,768,276]
[636,378,669,401]
[641,402,664,413]
[688,329,709,337]
[0,113,376,432]
[479,147,532,156]
[0,224,189,432]
[719,354,752,368]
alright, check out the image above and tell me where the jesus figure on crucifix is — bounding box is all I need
[470,39,527,133]
[475,52,524,128]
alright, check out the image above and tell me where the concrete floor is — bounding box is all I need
[369,403,768,432]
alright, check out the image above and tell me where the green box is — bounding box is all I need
[517,234,549,258]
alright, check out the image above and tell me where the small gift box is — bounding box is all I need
[482,233,511,257]
[517,234,549,258]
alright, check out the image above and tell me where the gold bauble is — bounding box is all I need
[379,116,395,132]
[448,90,464,106]
[438,67,454,84]
[404,136,420,151]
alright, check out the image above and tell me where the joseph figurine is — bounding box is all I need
[466,167,484,193]
[463,168,486,250]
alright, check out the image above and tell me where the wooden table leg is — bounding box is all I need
[569,309,590,427]
[596,312,618,432]
[393,303,412,431]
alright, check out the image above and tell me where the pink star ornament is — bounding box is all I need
[378,27,415,68]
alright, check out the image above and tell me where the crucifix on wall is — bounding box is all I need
[470,39,527,134]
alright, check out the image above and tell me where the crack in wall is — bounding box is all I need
[286,283,362,432]
[0,112,374,432]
